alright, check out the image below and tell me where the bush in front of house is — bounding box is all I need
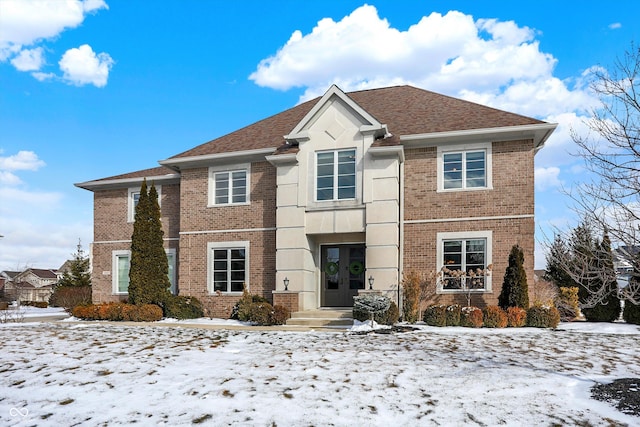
[460,306,483,328]
[423,305,447,327]
[556,286,580,321]
[229,290,290,326]
[352,295,398,326]
[506,306,527,327]
[72,303,163,322]
[231,289,269,321]
[483,306,507,328]
[271,305,291,325]
[49,286,91,311]
[445,304,462,326]
[22,301,48,308]
[164,295,204,319]
[526,305,560,328]
[623,301,640,325]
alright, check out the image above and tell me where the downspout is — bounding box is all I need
[398,156,405,318]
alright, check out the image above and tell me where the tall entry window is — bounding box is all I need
[316,149,356,201]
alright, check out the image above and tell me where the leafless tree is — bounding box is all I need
[555,43,640,306]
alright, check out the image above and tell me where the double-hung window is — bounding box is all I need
[128,186,162,222]
[209,166,249,206]
[316,149,356,201]
[208,241,249,293]
[438,231,492,292]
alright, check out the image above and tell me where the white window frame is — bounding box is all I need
[314,148,357,202]
[207,241,250,294]
[436,231,492,294]
[111,248,176,295]
[127,185,162,223]
[437,142,492,192]
[208,164,250,207]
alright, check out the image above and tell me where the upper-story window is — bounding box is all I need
[438,143,492,192]
[128,186,162,222]
[316,149,356,201]
[209,165,250,206]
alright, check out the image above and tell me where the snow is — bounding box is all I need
[2,314,640,426]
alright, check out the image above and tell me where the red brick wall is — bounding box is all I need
[176,161,277,317]
[91,183,180,303]
[402,139,536,307]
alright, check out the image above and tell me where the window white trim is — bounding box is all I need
[111,248,176,295]
[208,164,250,207]
[437,142,492,192]
[127,185,162,223]
[314,148,357,202]
[436,230,492,294]
[112,250,131,295]
[207,241,250,295]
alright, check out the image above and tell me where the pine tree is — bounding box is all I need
[498,245,529,309]
[128,179,171,307]
[57,239,91,288]
[544,234,576,288]
[582,231,621,322]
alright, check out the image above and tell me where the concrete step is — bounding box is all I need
[287,308,354,328]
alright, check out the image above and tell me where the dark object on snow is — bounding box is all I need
[350,325,418,335]
[591,378,640,416]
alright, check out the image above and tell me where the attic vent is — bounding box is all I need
[325,120,346,140]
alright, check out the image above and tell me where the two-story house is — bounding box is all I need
[77,85,556,317]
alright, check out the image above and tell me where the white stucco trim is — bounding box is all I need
[179,227,276,236]
[405,214,533,224]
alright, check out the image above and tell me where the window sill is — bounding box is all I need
[207,202,250,208]
[436,186,493,193]
[436,289,491,294]
[306,200,363,212]
[209,291,243,297]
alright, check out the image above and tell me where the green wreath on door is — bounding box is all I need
[349,261,364,275]
[325,262,339,275]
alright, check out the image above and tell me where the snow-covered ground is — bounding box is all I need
[1,316,640,426]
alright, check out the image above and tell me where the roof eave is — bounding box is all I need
[159,147,276,171]
[399,123,558,151]
[75,173,181,191]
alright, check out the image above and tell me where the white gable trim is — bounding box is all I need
[285,85,386,142]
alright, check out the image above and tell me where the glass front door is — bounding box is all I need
[321,244,365,307]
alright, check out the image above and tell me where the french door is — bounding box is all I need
[320,244,365,307]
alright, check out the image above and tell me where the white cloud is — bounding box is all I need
[0,150,45,171]
[249,5,595,119]
[59,44,114,87]
[10,46,44,71]
[0,0,110,82]
[535,166,563,191]
[0,171,22,185]
[609,22,622,30]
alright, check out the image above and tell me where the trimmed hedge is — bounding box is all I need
[229,290,290,325]
[460,306,483,328]
[72,303,163,322]
[445,304,462,326]
[164,295,204,320]
[623,301,640,325]
[353,295,398,326]
[423,305,447,327]
[506,306,527,327]
[483,306,507,328]
[526,306,560,328]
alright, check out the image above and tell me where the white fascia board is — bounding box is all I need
[75,173,180,191]
[159,147,276,170]
[287,85,383,139]
[369,145,405,163]
[400,123,558,151]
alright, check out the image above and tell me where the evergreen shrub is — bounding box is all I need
[526,306,560,328]
[23,301,48,308]
[271,305,291,325]
[623,301,640,325]
[582,296,621,322]
[460,306,483,328]
[483,306,507,328]
[506,306,527,327]
[164,295,204,319]
[352,295,397,325]
[423,305,447,327]
[231,289,269,321]
[402,271,421,323]
[498,245,529,309]
[445,304,462,326]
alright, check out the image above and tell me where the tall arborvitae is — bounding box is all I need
[582,231,621,322]
[498,245,529,309]
[128,179,171,307]
[624,250,640,324]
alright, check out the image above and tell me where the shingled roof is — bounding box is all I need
[169,85,544,159]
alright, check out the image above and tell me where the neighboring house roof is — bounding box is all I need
[1,271,20,280]
[26,269,59,280]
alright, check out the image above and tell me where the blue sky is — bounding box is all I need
[1,0,639,271]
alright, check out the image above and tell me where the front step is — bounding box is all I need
[286,308,354,328]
